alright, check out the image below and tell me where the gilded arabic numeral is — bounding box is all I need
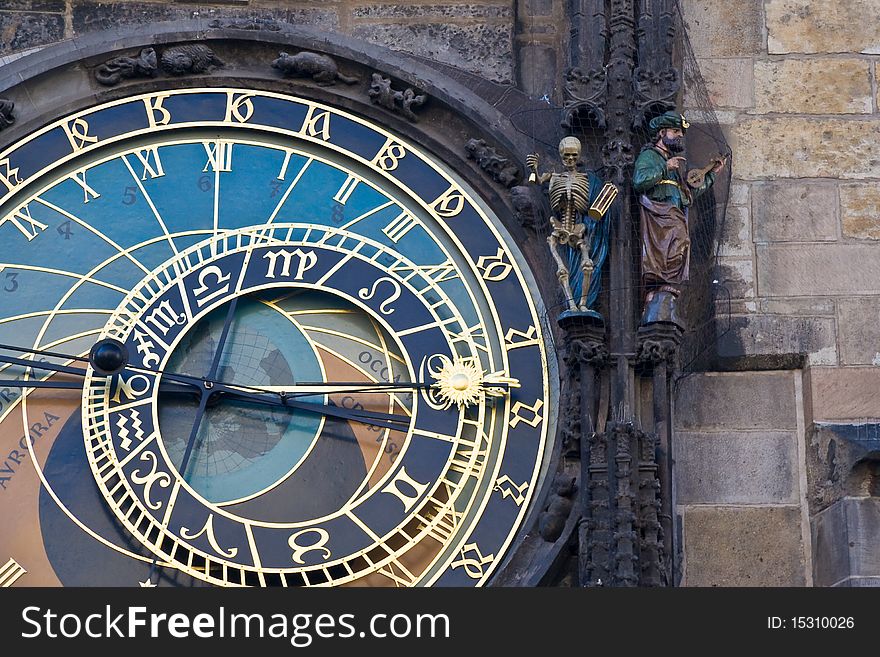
[372,140,406,171]
[333,174,359,204]
[450,543,494,580]
[381,465,429,513]
[509,399,544,429]
[430,185,466,218]
[203,140,233,173]
[504,325,540,350]
[63,117,99,152]
[382,211,418,243]
[115,409,146,451]
[180,514,239,559]
[129,450,171,511]
[0,558,26,587]
[132,147,165,180]
[0,157,23,192]
[288,528,331,565]
[476,249,513,282]
[299,106,332,141]
[493,475,529,507]
[225,92,255,124]
[192,265,232,309]
[358,277,401,315]
[0,204,47,241]
[263,248,317,280]
[143,94,172,128]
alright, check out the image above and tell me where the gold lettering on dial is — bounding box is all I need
[0,158,22,192]
[450,543,494,579]
[143,299,187,336]
[476,249,513,281]
[382,211,418,243]
[192,265,232,309]
[132,329,160,369]
[225,92,255,124]
[263,248,317,279]
[62,117,99,152]
[180,514,239,559]
[493,475,529,506]
[144,94,172,128]
[332,174,359,205]
[0,204,47,241]
[358,277,401,315]
[0,558,26,587]
[509,399,544,428]
[111,373,152,403]
[132,147,165,180]
[430,185,466,218]
[504,326,540,350]
[381,465,429,513]
[288,528,331,565]
[372,139,406,171]
[116,409,145,451]
[300,106,331,141]
[129,450,171,511]
[69,169,101,204]
[203,140,234,173]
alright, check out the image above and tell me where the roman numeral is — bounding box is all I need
[332,175,359,205]
[203,141,233,172]
[69,169,101,203]
[132,147,165,180]
[382,211,418,243]
[0,203,47,241]
[0,558,26,587]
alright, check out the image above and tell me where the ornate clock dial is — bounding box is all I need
[0,89,554,587]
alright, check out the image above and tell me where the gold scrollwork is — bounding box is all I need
[450,543,494,579]
[288,528,332,565]
[129,450,171,510]
[180,514,239,559]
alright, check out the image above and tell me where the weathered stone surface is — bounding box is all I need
[352,22,513,83]
[756,243,880,296]
[761,297,836,316]
[754,58,873,114]
[766,0,880,54]
[0,11,64,53]
[811,501,850,586]
[728,182,749,207]
[812,498,880,586]
[712,258,754,299]
[72,2,338,34]
[676,371,798,431]
[352,5,511,18]
[841,183,880,239]
[810,367,880,421]
[838,297,880,365]
[685,58,754,109]
[752,181,838,242]
[0,1,64,10]
[733,117,880,180]
[679,0,764,57]
[675,431,799,504]
[682,506,806,586]
[718,314,837,365]
[717,205,750,257]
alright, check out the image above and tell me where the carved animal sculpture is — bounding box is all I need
[95,47,158,86]
[160,45,225,76]
[272,51,359,86]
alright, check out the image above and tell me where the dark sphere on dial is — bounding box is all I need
[89,339,129,375]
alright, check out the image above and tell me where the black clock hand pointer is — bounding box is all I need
[178,296,239,478]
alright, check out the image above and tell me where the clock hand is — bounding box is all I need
[178,296,239,478]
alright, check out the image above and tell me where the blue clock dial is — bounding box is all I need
[0,89,554,587]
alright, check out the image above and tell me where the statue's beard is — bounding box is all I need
[662,135,684,153]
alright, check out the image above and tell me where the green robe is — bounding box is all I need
[633,146,715,285]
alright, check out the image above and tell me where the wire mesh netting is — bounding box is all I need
[507,0,732,375]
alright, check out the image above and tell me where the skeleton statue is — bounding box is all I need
[527,137,618,315]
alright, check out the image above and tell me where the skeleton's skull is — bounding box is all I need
[559,137,581,170]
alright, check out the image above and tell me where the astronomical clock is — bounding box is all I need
[0,34,557,587]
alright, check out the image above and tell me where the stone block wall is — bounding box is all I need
[674,370,811,585]
[682,0,880,421]
[0,1,519,83]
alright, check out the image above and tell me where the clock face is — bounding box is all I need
[0,89,553,587]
